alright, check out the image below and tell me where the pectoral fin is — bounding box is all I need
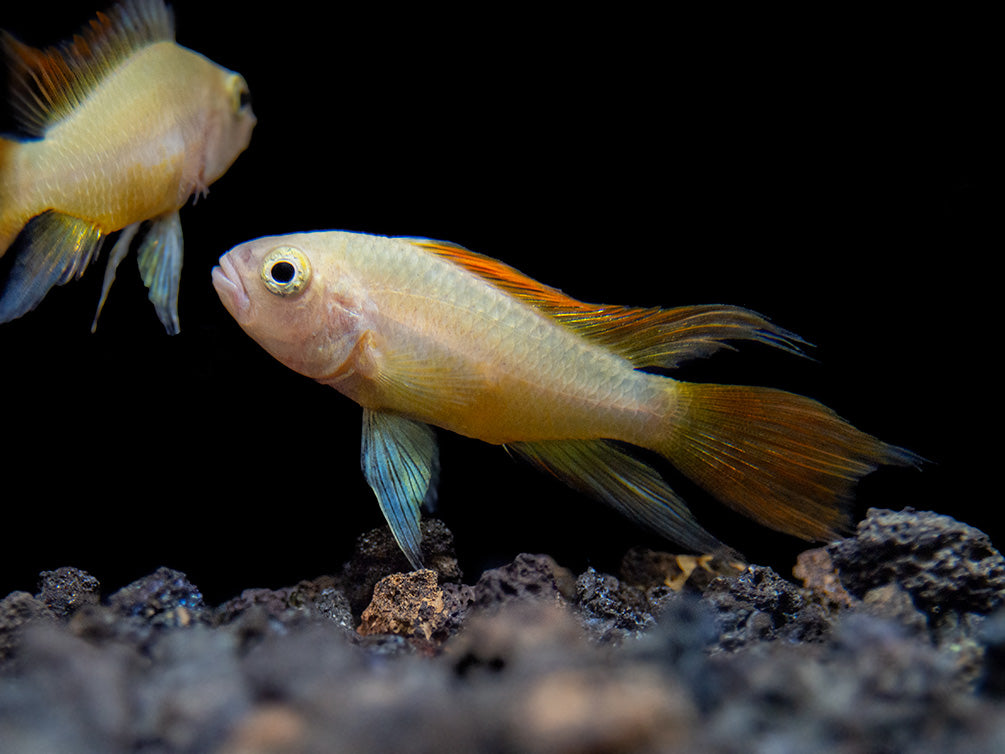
[0,211,104,324]
[361,409,440,569]
[137,211,184,335]
[344,329,483,419]
[506,439,737,558]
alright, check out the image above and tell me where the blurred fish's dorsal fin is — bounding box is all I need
[1,0,175,137]
[411,238,809,370]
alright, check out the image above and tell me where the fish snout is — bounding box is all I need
[211,251,252,321]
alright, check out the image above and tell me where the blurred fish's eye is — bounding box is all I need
[228,74,252,113]
[261,247,311,296]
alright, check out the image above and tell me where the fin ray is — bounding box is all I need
[506,438,734,557]
[136,211,183,334]
[91,221,141,332]
[0,211,104,323]
[347,328,484,418]
[361,409,439,570]
[659,383,924,541]
[413,238,808,368]
[1,0,174,137]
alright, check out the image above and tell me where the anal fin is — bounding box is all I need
[506,438,737,558]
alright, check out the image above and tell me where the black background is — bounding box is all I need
[1,2,992,604]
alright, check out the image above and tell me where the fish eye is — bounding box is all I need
[261,247,311,296]
[228,74,252,113]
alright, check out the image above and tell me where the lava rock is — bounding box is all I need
[339,518,462,616]
[703,564,835,651]
[470,552,576,609]
[574,567,663,643]
[36,567,100,619]
[0,591,54,661]
[3,509,1005,753]
[358,568,465,646]
[828,507,1005,617]
[107,566,208,627]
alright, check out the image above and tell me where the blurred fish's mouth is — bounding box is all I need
[211,254,251,321]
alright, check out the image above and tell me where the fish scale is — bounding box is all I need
[349,234,646,428]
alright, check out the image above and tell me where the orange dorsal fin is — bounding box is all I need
[1,0,174,137]
[413,238,809,369]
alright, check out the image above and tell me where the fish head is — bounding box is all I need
[201,66,256,185]
[212,234,366,380]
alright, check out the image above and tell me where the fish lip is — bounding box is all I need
[211,254,251,321]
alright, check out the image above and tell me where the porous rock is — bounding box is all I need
[36,567,100,618]
[339,517,462,616]
[470,552,576,609]
[3,510,1005,753]
[828,507,1005,616]
[358,568,460,644]
[703,564,835,651]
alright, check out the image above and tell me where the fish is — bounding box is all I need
[212,230,923,568]
[0,0,255,333]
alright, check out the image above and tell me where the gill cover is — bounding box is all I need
[261,246,311,296]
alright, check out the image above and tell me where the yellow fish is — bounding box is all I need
[0,0,255,333]
[212,230,922,568]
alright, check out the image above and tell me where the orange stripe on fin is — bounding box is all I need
[413,238,809,369]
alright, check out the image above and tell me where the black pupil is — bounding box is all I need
[271,261,296,284]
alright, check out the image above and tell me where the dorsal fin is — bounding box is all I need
[1,0,174,137]
[412,238,809,369]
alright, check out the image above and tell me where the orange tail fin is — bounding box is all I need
[658,383,922,541]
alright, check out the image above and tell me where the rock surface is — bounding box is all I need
[3,507,1005,753]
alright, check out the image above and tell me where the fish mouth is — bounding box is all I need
[211,254,251,322]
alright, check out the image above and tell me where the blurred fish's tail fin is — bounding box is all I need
[656,382,923,541]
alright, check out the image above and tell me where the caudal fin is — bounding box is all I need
[658,383,922,541]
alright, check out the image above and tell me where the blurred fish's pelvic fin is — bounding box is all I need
[361,409,440,570]
[412,238,809,369]
[91,221,141,332]
[0,211,104,324]
[505,438,736,558]
[0,0,175,137]
[136,211,183,335]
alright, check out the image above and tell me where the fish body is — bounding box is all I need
[0,0,255,332]
[213,230,922,568]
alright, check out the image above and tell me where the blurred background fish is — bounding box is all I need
[213,231,923,568]
[0,0,255,333]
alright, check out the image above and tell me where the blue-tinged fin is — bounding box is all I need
[136,211,183,334]
[1,0,174,138]
[409,238,809,369]
[505,439,739,559]
[0,211,104,323]
[361,409,440,570]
